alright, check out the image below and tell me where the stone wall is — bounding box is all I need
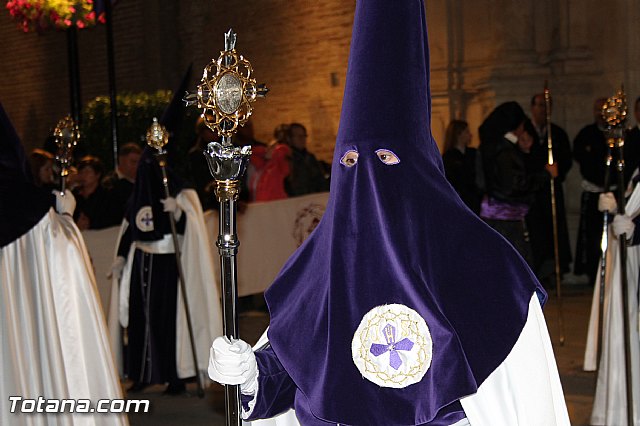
[1,0,638,165]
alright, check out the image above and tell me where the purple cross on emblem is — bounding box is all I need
[370,324,414,370]
[141,212,153,227]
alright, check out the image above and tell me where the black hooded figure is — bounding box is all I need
[112,145,222,395]
[478,102,552,265]
[115,147,187,392]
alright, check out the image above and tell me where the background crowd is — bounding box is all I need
[442,94,640,289]
[28,119,331,229]
[27,93,640,292]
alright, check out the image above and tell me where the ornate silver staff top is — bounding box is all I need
[145,117,170,163]
[184,29,268,143]
[53,115,80,193]
[602,86,627,145]
[184,28,268,201]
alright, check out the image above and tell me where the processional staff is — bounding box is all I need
[596,109,617,368]
[601,87,634,424]
[145,118,205,399]
[543,83,565,345]
[183,29,268,426]
[53,115,80,194]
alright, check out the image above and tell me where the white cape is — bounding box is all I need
[108,189,222,378]
[243,294,569,426]
[0,209,126,426]
[584,183,640,426]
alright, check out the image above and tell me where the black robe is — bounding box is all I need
[525,123,573,281]
[74,185,121,229]
[118,148,188,386]
[573,123,618,282]
[442,147,482,214]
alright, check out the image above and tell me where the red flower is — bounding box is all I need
[6,0,106,32]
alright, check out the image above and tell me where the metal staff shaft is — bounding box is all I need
[157,157,205,398]
[596,143,614,367]
[544,86,565,345]
[615,142,634,424]
[216,173,242,426]
[60,172,67,194]
[204,133,251,426]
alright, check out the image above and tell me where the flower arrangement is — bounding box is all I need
[6,0,104,32]
[82,90,200,174]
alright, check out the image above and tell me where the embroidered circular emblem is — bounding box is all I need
[351,304,432,388]
[292,203,325,247]
[135,206,155,232]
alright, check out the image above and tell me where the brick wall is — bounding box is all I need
[0,1,355,164]
[2,1,637,168]
[182,0,356,162]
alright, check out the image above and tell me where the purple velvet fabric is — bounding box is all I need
[480,196,530,221]
[264,0,545,424]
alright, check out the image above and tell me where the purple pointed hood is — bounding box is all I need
[265,1,545,424]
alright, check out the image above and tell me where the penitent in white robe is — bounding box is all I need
[0,209,127,426]
[584,183,640,426]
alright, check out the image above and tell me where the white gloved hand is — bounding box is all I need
[612,214,635,238]
[160,197,182,221]
[107,256,126,280]
[598,192,617,213]
[208,336,258,395]
[54,189,76,216]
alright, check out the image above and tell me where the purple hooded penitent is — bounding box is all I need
[264,0,545,424]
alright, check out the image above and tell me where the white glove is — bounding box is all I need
[208,336,258,395]
[612,214,635,238]
[160,197,183,221]
[54,189,76,216]
[598,192,617,213]
[107,256,126,280]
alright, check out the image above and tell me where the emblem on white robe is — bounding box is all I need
[135,206,154,232]
[351,303,432,388]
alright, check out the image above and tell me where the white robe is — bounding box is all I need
[242,294,569,426]
[584,183,640,426]
[0,209,126,426]
[108,189,223,379]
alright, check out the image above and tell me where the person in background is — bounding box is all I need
[479,103,557,265]
[103,142,142,223]
[73,155,115,230]
[285,123,329,197]
[622,96,640,186]
[442,119,482,214]
[188,116,218,211]
[573,98,611,286]
[29,148,56,190]
[591,172,640,425]
[250,124,291,202]
[526,93,573,287]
